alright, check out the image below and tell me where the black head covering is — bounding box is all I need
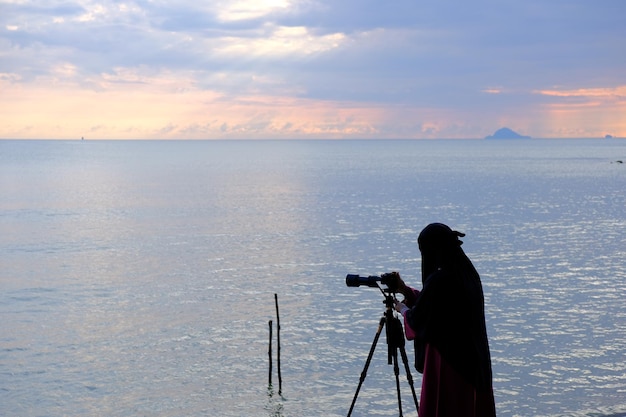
[418,222,465,252]
[417,223,466,284]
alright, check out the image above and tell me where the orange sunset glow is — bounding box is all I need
[1,1,624,139]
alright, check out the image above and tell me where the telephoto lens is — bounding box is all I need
[345,274,382,288]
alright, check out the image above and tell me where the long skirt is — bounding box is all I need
[419,344,496,417]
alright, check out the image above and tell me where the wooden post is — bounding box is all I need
[268,320,273,387]
[274,293,282,395]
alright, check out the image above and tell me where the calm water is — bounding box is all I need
[1,139,625,417]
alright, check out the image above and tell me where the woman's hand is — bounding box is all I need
[394,300,409,314]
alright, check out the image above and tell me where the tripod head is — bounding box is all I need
[379,286,397,307]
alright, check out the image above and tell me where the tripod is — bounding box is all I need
[347,287,419,417]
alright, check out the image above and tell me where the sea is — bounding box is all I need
[1,139,625,417]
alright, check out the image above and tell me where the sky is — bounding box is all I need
[1,0,625,139]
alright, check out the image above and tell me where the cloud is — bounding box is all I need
[212,24,346,58]
[535,86,626,99]
[1,0,625,138]
[215,0,292,22]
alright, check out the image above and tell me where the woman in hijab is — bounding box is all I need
[393,223,496,417]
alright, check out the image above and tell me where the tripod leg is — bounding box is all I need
[399,345,419,414]
[392,350,404,417]
[347,317,386,417]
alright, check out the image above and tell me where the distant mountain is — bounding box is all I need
[485,127,531,139]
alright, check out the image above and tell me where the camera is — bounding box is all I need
[345,272,400,291]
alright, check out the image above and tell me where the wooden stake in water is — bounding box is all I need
[274,293,282,395]
[268,320,273,387]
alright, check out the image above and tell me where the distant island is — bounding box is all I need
[485,127,531,139]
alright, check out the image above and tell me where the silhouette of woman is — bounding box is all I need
[393,223,496,417]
